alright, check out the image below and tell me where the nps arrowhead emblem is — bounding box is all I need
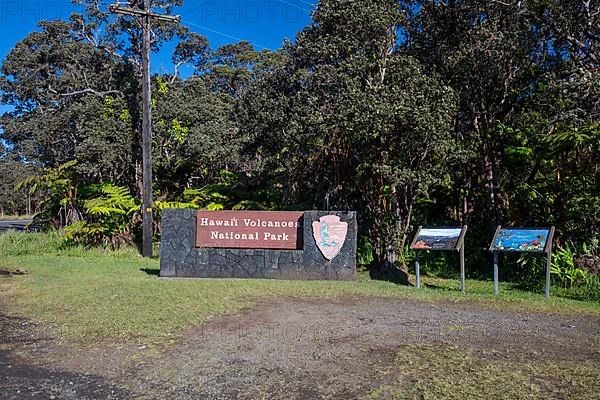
[312,215,348,260]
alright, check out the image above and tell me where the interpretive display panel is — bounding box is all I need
[489,226,555,298]
[490,228,550,253]
[411,227,464,251]
[410,226,468,291]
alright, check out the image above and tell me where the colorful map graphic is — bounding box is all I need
[491,229,550,252]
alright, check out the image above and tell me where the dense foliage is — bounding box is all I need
[238,0,458,268]
[0,1,598,291]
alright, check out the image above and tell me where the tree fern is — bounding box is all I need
[84,184,138,216]
[154,200,198,210]
[62,184,139,248]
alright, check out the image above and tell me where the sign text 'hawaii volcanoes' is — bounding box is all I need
[196,211,304,249]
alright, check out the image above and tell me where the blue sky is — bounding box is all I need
[0,0,316,115]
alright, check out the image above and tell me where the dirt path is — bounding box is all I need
[2,298,600,399]
[0,314,130,399]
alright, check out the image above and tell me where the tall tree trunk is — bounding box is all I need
[555,154,566,231]
[379,184,414,268]
[482,142,503,226]
[371,183,411,285]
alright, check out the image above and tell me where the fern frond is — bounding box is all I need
[83,184,138,215]
[205,202,224,211]
[155,201,198,210]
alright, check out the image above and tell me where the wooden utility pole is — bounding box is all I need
[109,1,180,257]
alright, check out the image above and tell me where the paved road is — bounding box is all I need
[0,219,33,233]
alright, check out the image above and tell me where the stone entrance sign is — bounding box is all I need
[160,209,357,280]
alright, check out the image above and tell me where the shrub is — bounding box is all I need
[63,184,139,248]
[551,243,600,302]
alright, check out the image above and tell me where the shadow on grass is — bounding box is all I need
[141,268,160,276]
[368,267,412,286]
[422,282,462,293]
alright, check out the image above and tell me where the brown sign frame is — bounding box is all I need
[195,210,304,250]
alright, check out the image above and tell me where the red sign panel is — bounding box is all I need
[196,211,304,249]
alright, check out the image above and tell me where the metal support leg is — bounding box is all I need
[546,252,551,299]
[415,252,420,289]
[460,246,465,293]
[493,251,499,295]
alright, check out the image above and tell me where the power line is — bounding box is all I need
[181,19,271,50]
[294,0,317,7]
[105,1,310,51]
[102,4,272,51]
[185,0,314,16]
[274,0,311,13]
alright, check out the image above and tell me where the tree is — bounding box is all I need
[0,1,198,187]
[0,158,39,216]
[152,75,239,198]
[0,20,133,182]
[0,1,241,238]
[238,0,457,268]
[16,160,81,227]
[400,0,599,274]
[404,0,548,227]
[507,67,600,241]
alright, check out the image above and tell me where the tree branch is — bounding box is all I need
[48,86,121,97]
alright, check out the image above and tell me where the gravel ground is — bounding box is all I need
[0,314,130,399]
[2,298,599,399]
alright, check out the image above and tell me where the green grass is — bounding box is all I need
[1,231,599,342]
[365,344,600,400]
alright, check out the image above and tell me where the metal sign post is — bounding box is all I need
[493,250,499,295]
[457,226,468,293]
[545,226,555,299]
[460,245,465,292]
[415,251,421,288]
